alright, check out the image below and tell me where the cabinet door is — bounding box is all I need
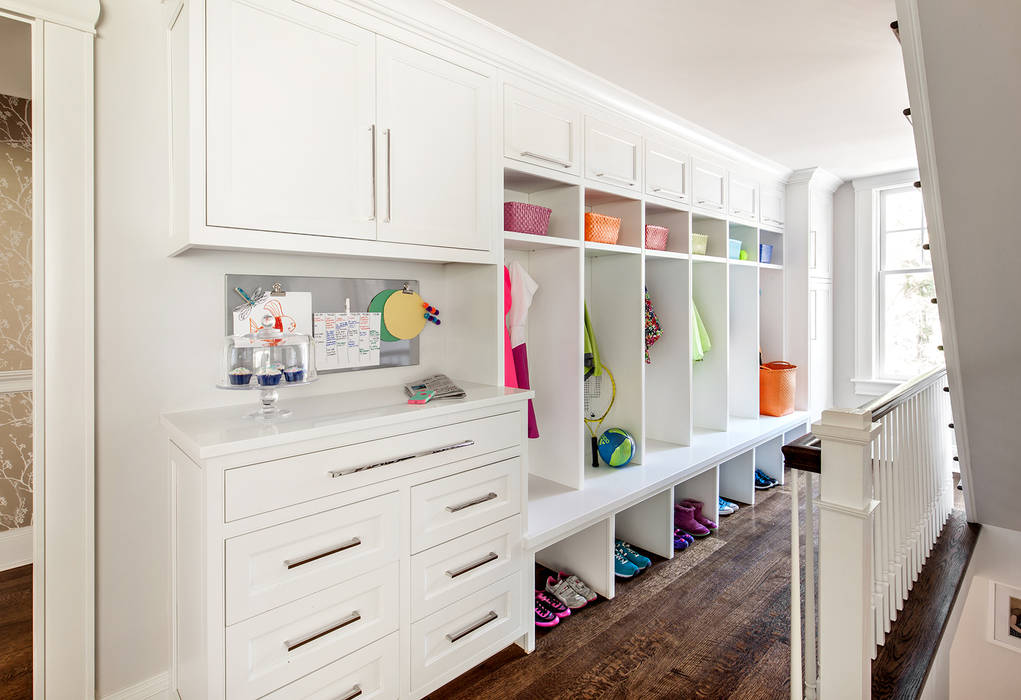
[729,175,759,222]
[504,84,580,175]
[206,0,376,239]
[584,117,642,191]
[645,139,689,204]
[376,38,493,250]
[761,187,786,230]
[692,158,727,212]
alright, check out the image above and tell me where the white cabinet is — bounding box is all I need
[809,188,833,279]
[503,84,580,175]
[761,186,786,231]
[376,38,492,250]
[728,175,759,223]
[205,0,376,240]
[692,157,727,213]
[584,117,642,191]
[809,280,833,415]
[645,138,690,204]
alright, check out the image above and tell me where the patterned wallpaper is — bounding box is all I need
[0,93,32,531]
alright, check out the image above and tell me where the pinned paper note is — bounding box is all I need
[314,312,381,370]
[233,292,313,336]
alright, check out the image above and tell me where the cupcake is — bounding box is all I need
[228,367,252,386]
[283,366,305,383]
[256,368,282,386]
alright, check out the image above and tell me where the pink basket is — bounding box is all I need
[504,201,552,236]
[645,225,669,251]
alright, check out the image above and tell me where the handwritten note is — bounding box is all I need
[314,312,381,370]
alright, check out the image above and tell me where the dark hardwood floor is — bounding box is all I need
[0,564,31,700]
[429,473,805,700]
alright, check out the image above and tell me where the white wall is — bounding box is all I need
[94,1,468,694]
[0,16,30,99]
[920,526,1021,699]
[832,181,861,408]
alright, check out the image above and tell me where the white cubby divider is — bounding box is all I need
[728,263,760,419]
[692,259,729,433]
[644,257,692,446]
[759,267,785,364]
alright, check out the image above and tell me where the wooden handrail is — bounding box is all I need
[782,433,821,474]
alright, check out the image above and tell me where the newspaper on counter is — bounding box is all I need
[403,374,466,400]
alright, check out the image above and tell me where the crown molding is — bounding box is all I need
[0,0,99,32]
[787,167,844,193]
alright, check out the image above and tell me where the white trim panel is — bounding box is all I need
[0,525,32,570]
[0,370,33,393]
[100,671,171,700]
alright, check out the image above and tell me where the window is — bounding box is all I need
[877,186,942,379]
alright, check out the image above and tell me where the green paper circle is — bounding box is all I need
[368,289,400,342]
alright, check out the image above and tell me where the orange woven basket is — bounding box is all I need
[584,212,622,244]
[760,361,797,416]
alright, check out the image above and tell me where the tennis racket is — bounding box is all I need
[583,364,616,467]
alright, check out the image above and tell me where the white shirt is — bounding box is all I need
[507,261,538,348]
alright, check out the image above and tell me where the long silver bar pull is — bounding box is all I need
[445,492,498,513]
[445,552,498,579]
[328,440,475,479]
[384,128,392,223]
[285,611,361,652]
[446,610,498,643]
[368,124,377,221]
[651,185,685,199]
[520,150,572,168]
[284,537,362,570]
[595,172,635,186]
[336,685,362,700]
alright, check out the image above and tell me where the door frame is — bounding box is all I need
[0,1,99,697]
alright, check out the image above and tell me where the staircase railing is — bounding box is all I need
[785,367,955,699]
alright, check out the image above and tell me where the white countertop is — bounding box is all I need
[525,411,810,550]
[161,381,533,461]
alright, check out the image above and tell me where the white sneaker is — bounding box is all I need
[546,576,588,609]
[557,572,598,603]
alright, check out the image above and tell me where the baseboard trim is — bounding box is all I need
[0,526,32,571]
[101,671,170,700]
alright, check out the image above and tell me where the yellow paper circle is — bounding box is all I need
[383,290,427,340]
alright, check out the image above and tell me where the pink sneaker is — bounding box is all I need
[674,503,710,537]
[680,499,718,532]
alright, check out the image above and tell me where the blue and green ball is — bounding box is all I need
[597,428,635,467]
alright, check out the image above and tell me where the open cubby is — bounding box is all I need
[614,488,675,559]
[534,516,616,600]
[584,251,645,467]
[759,267,784,365]
[728,263,759,419]
[758,228,784,266]
[692,212,729,260]
[644,257,692,445]
[504,245,585,490]
[692,259,728,433]
[674,465,720,529]
[755,434,785,486]
[727,222,757,262]
[719,449,756,505]
[504,167,582,244]
[644,201,691,255]
[584,187,643,249]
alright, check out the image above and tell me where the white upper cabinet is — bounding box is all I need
[503,84,580,175]
[728,174,759,223]
[206,0,376,239]
[584,117,642,191]
[375,38,492,250]
[645,138,690,204]
[691,157,727,213]
[761,186,786,231]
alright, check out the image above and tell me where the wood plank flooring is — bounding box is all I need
[429,474,802,700]
[0,564,31,700]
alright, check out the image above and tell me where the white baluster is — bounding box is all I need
[805,473,818,699]
[791,468,804,700]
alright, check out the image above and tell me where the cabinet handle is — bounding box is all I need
[336,685,362,700]
[368,124,377,221]
[446,610,498,643]
[651,186,684,198]
[445,551,499,579]
[446,491,498,513]
[285,611,361,652]
[595,172,634,186]
[384,128,392,223]
[284,537,362,570]
[327,440,475,478]
[520,150,572,168]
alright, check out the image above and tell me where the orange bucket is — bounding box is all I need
[760,361,797,416]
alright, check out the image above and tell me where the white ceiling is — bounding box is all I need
[445,0,917,179]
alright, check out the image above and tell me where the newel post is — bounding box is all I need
[812,408,880,700]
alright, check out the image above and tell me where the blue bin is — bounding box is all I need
[759,243,774,264]
[728,238,742,260]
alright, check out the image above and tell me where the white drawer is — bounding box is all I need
[410,458,521,553]
[226,564,398,699]
[410,515,521,620]
[225,492,400,624]
[225,410,521,521]
[263,633,398,700]
[410,573,522,694]
[584,116,642,191]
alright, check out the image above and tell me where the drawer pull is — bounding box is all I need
[284,537,362,570]
[651,186,685,198]
[328,440,475,478]
[595,172,634,186]
[285,610,361,652]
[521,150,572,168]
[445,551,499,579]
[445,491,498,513]
[335,685,362,700]
[446,610,499,643]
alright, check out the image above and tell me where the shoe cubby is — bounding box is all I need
[673,465,720,529]
[644,257,692,446]
[759,267,785,365]
[504,167,583,247]
[758,228,784,267]
[719,449,756,506]
[727,222,757,263]
[755,434,785,487]
[692,259,728,434]
[504,244,585,489]
[584,187,644,251]
[534,516,616,600]
[692,212,730,260]
[584,250,645,469]
[614,488,675,560]
[644,201,691,256]
[728,263,760,419]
